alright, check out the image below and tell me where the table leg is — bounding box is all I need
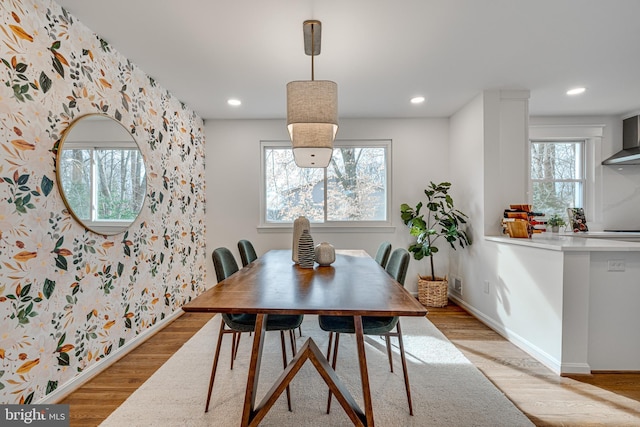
[240,313,267,426]
[354,315,374,426]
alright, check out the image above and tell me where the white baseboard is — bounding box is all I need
[447,295,589,375]
[560,362,592,375]
[37,309,185,404]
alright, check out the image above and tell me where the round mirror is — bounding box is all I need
[56,114,147,235]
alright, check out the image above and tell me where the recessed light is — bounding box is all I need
[410,96,425,104]
[227,99,242,106]
[566,87,586,96]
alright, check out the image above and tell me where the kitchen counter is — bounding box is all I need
[479,232,640,374]
[485,232,640,251]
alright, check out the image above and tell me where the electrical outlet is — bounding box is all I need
[483,280,490,294]
[607,260,625,271]
[454,277,462,294]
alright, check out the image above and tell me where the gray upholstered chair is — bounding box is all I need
[318,248,414,415]
[237,239,258,267]
[205,247,303,413]
[374,241,392,268]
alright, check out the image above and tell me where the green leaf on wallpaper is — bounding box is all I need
[43,279,55,299]
[20,283,31,298]
[15,62,27,73]
[39,72,52,94]
[46,380,58,394]
[117,262,124,277]
[55,254,67,271]
[24,392,34,404]
[55,236,63,249]
[41,175,54,196]
[57,333,66,349]
[57,352,69,366]
[52,57,64,78]
[51,41,61,50]
[17,174,29,186]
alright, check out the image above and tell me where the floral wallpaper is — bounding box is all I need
[0,0,207,403]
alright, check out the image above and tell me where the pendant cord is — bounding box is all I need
[311,23,315,81]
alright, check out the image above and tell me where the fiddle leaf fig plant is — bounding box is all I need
[400,181,471,281]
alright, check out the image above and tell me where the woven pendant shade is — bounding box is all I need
[286,20,338,168]
[287,80,338,167]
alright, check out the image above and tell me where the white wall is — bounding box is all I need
[449,90,531,313]
[204,118,452,293]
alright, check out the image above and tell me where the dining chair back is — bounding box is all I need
[238,239,258,267]
[318,247,415,415]
[374,241,392,268]
[385,247,409,285]
[212,247,239,282]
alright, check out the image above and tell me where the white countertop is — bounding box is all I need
[485,232,640,251]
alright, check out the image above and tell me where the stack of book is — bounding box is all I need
[502,204,545,238]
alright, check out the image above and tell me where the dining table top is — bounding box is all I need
[182,249,427,317]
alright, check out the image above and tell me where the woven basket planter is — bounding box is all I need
[417,276,448,307]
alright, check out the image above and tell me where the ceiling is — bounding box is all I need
[56,0,640,121]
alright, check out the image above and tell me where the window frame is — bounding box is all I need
[528,123,604,227]
[259,139,393,231]
[59,140,145,231]
[529,138,587,215]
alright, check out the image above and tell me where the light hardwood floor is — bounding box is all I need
[60,303,640,426]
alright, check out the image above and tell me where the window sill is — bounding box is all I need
[257,224,396,233]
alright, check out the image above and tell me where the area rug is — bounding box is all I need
[100,315,533,426]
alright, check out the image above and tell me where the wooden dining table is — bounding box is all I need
[182,249,427,427]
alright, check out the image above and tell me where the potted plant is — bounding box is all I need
[547,214,566,233]
[400,181,471,306]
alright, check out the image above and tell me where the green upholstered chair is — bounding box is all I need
[318,248,414,415]
[374,241,392,268]
[237,239,258,267]
[205,247,303,413]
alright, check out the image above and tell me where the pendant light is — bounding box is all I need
[286,20,338,168]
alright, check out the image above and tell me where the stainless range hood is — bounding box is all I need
[602,115,640,165]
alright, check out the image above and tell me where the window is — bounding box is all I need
[261,140,390,226]
[59,142,146,226]
[529,140,585,217]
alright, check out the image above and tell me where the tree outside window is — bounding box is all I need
[530,140,585,219]
[263,141,389,224]
[60,145,146,222]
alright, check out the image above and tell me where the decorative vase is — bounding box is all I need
[551,225,560,233]
[314,242,335,266]
[292,216,310,264]
[297,229,315,268]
